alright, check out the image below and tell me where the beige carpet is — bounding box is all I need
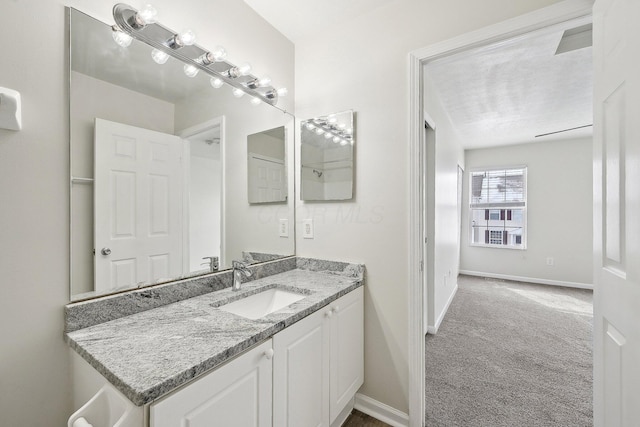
[425,275,593,426]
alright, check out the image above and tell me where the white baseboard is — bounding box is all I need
[334,397,354,427]
[459,270,593,290]
[354,393,409,427]
[427,284,459,334]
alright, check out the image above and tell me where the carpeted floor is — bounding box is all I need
[425,275,593,426]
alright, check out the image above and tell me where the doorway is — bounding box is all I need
[407,2,594,426]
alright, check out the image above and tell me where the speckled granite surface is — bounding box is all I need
[65,264,364,406]
[65,256,297,332]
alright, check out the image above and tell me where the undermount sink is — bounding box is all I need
[218,288,306,320]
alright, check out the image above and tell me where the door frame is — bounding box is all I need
[407,1,593,425]
[178,116,226,270]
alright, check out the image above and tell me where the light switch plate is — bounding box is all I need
[279,219,289,237]
[302,219,314,239]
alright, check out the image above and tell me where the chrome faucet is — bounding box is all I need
[201,256,219,273]
[232,260,252,291]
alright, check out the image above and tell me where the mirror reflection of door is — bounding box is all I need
[94,119,184,293]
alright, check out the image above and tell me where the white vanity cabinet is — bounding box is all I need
[273,287,364,427]
[150,339,274,427]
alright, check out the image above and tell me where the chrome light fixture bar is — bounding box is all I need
[112,3,283,106]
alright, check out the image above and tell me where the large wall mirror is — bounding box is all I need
[301,110,355,201]
[69,8,295,301]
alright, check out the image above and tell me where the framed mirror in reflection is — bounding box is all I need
[69,8,295,301]
[301,110,355,201]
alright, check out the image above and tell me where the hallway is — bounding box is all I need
[425,275,593,426]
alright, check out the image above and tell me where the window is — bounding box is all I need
[469,167,526,249]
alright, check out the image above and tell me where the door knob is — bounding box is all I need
[101,247,112,256]
[264,348,274,360]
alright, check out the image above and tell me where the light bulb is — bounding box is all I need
[277,87,288,97]
[315,128,324,135]
[183,64,199,77]
[333,136,340,143]
[338,123,346,129]
[211,46,227,61]
[237,63,251,76]
[258,76,271,87]
[173,29,196,47]
[340,139,348,146]
[232,88,244,98]
[210,77,223,89]
[305,123,315,130]
[111,27,132,47]
[250,97,261,106]
[134,4,158,27]
[324,133,333,139]
[345,128,353,135]
[328,115,337,124]
[151,48,169,64]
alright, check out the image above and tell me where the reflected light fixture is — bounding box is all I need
[250,97,261,106]
[301,112,354,146]
[232,88,245,98]
[151,48,169,64]
[183,64,199,77]
[111,26,133,47]
[210,77,223,89]
[112,3,287,107]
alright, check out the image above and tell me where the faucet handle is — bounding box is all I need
[232,260,248,269]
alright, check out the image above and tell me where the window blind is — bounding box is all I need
[470,167,526,208]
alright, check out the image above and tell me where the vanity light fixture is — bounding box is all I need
[131,3,157,28]
[112,3,287,107]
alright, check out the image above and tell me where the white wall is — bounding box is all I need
[189,141,221,271]
[294,0,567,414]
[460,137,593,286]
[423,73,466,330]
[175,90,295,263]
[0,1,293,425]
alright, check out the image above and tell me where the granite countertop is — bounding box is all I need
[65,268,363,406]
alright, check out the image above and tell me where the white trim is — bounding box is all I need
[177,116,224,139]
[354,394,409,427]
[459,270,593,290]
[423,110,436,130]
[427,284,459,335]
[408,1,593,426]
[332,397,354,427]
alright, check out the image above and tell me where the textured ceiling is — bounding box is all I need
[424,20,593,149]
[242,0,394,43]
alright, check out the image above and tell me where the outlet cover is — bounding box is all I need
[546,257,555,266]
[303,219,314,239]
[279,219,289,237]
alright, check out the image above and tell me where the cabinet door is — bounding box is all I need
[330,287,364,422]
[273,307,331,427]
[150,339,273,427]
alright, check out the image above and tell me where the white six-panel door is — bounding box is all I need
[248,154,285,203]
[593,0,640,425]
[94,119,184,293]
